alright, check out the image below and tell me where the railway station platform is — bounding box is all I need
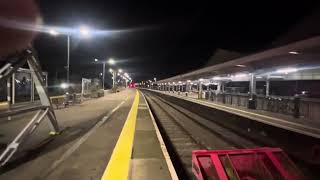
[148,89,320,139]
[0,89,176,180]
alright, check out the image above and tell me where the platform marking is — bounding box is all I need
[141,92,179,180]
[43,97,128,178]
[101,91,140,180]
[0,101,8,107]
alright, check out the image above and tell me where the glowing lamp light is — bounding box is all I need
[49,29,59,36]
[79,26,91,37]
[108,58,115,65]
[60,83,68,89]
[289,51,299,55]
[236,64,246,67]
[212,77,221,80]
[276,68,298,74]
[118,69,123,73]
[233,73,247,78]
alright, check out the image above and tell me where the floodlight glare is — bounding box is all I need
[289,51,299,55]
[108,58,115,65]
[118,69,123,73]
[79,26,91,37]
[233,73,247,78]
[276,67,298,74]
[60,83,68,89]
[49,29,59,36]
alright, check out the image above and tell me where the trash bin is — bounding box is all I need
[248,94,257,109]
[293,95,300,118]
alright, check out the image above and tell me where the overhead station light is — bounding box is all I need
[212,77,222,80]
[276,67,298,74]
[233,73,248,78]
[49,29,59,36]
[289,51,299,55]
[236,64,246,67]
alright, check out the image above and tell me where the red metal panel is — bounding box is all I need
[192,147,305,180]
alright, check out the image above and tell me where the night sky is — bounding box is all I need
[33,0,319,87]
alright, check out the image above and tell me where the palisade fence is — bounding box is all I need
[205,92,320,122]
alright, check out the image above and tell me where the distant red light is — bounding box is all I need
[129,82,136,88]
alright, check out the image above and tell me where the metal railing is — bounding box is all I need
[204,91,320,122]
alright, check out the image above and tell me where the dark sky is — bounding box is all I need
[33,0,319,87]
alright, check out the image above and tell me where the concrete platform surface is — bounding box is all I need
[129,92,176,180]
[0,89,135,179]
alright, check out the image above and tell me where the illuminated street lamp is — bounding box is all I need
[49,29,59,36]
[94,58,107,90]
[49,25,92,85]
[60,83,69,89]
[79,26,91,38]
[108,58,115,65]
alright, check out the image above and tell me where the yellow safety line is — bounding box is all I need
[0,101,8,106]
[101,90,140,180]
[50,95,65,99]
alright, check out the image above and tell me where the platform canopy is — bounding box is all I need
[158,36,320,83]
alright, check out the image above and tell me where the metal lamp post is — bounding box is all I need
[102,61,106,90]
[67,35,70,84]
[49,26,91,86]
[94,58,106,90]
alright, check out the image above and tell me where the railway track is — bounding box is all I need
[144,91,263,179]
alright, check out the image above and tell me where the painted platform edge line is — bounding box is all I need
[0,101,8,107]
[141,91,179,180]
[101,91,140,180]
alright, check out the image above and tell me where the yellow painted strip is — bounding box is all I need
[0,101,8,106]
[50,95,65,100]
[101,91,140,180]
